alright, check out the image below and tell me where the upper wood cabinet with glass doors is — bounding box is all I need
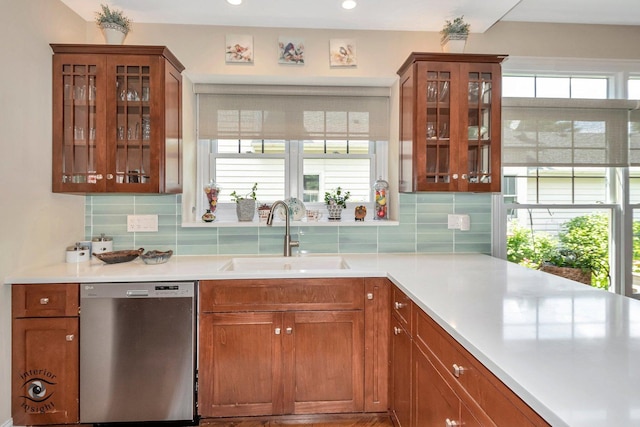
[397,53,507,192]
[51,44,184,194]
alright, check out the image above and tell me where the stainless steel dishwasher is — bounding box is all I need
[80,282,196,424]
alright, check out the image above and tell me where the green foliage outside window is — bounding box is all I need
[507,213,610,289]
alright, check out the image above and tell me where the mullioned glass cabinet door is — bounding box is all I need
[52,55,107,192]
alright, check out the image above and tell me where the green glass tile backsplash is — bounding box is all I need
[85,193,493,255]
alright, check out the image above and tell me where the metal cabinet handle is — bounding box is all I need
[453,363,465,378]
[286,327,293,334]
[39,298,49,305]
[66,334,75,341]
[275,328,281,335]
[394,301,406,310]
[461,174,468,180]
[452,173,459,180]
[393,327,402,335]
[106,174,113,180]
[367,292,374,300]
[446,418,461,426]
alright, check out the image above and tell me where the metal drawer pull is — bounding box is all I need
[275,328,281,335]
[66,334,75,341]
[367,292,374,300]
[40,298,49,305]
[393,327,402,335]
[286,327,293,334]
[394,302,406,310]
[446,418,461,426]
[453,363,465,378]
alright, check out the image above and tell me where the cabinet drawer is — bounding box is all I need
[200,278,364,312]
[391,285,412,334]
[414,308,548,427]
[12,284,79,318]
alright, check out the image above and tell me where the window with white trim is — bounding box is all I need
[195,85,389,219]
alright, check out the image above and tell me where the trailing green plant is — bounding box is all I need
[95,4,132,33]
[230,183,258,203]
[440,16,470,42]
[324,187,350,209]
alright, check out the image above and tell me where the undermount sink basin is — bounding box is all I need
[220,256,350,272]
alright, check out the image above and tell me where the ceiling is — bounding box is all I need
[60,0,640,33]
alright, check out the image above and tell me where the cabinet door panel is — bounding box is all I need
[390,316,412,427]
[364,278,390,412]
[199,312,283,417]
[284,310,364,414]
[413,344,460,427]
[12,318,79,426]
[52,54,107,192]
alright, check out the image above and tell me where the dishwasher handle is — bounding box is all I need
[126,290,149,297]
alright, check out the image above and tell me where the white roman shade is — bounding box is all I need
[196,84,390,141]
[502,98,639,167]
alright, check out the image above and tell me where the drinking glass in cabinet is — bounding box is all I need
[427,82,437,101]
[439,81,449,101]
[427,122,436,139]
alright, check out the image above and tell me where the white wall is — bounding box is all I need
[3,1,640,424]
[0,1,87,423]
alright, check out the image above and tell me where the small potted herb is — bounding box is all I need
[324,187,350,221]
[230,183,258,221]
[95,4,131,44]
[440,16,470,53]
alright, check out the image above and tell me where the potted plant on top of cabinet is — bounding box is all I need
[440,16,470,53]
[95,4,131,45]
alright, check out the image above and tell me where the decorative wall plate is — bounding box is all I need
[277,197,306,220]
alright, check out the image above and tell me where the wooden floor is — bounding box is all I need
[198,413,394,427]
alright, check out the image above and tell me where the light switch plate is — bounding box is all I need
[447,214,471,231]
[127,215,158,232]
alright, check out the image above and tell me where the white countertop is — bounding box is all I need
[7,253,640,426]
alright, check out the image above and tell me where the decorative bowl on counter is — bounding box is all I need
[93,248,144,264]
[140,249,173,265]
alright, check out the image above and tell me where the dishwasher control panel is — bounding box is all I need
[82,282,195,298]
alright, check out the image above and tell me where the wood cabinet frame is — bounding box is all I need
[50,44,184,194]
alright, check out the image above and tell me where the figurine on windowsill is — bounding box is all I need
[355,205,366,221]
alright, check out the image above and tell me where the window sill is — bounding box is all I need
[182,219,399,228]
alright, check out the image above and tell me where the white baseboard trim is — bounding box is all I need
[1,417,13,427]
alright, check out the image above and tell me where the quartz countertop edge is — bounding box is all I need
[6,253,636,427]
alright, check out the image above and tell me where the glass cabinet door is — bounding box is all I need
[113,63,152,188]
[466,70,494,185]
[424,70,452,184]
[59,62,101,189]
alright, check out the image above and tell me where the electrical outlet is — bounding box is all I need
[447,214,471,231]
[127,215,158,232]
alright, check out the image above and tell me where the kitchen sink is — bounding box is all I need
[220,256,350,272]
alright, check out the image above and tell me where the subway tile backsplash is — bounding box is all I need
[84,192,492,255]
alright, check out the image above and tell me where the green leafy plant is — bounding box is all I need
[95,4,132,33]
[324,187,350,209]
[506,213,610,289]
[230,183,258,203]
[440,16,470,42]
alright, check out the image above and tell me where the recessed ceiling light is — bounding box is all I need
[342,0,357,10]
[227,0,242,5]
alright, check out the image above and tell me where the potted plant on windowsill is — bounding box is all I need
[324,187,350,221]
[440,16,470,53]
[95,4,131,45]
[231,183,258,221]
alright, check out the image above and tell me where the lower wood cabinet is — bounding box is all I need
[198,278,388,419]
[11,284,79,426]
[388,284,550,427]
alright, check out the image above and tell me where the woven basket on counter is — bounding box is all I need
[539,263,591,285]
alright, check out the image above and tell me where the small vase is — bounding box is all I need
[326,204,343,221]
[202,209,215,223]
[236,199,256,221]
[101,23,127,45]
